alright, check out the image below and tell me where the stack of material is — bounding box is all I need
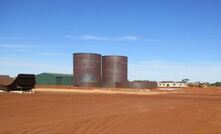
[0,74,36,92]
[129,81,158,89]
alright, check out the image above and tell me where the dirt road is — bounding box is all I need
[0,88,221,134]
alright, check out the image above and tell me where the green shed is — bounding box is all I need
[36,73,73,85]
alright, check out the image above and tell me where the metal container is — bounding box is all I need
[129,81,158,89]
[102,55,128,88]
[73,53,102,87]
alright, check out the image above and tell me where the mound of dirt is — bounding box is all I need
[0,75,14,86]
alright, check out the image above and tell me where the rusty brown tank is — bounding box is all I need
[129,81,158,89]
[73,53,102,87]
[102,55,128,88]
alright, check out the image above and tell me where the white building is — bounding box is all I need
[158,81,188,88]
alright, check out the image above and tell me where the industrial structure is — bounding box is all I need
[36,73,73,86]
[73,53,128,88]
[0,52,158,91]
[73,52,157,89]
[129,81,158,89]
[73,53,102,87]
[158,81,188,88]
[102,56,128,88]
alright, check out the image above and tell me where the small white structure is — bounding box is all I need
[158,81,188,88]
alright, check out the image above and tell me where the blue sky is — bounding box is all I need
[0,0,221,82]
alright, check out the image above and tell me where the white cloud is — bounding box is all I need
[81,35,109,40]
[129,60,221,83]
[18,49,68,56]
[0,44,32,49]
[65,35,140,41]
[0,59,71,77]
[116,35,139,41]
[0,37,23,40]
[0,44,68,57]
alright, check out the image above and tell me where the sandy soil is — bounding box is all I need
[34,88,165,95]
[0,87,221,134]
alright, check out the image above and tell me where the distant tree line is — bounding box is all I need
[181,79,221,87]
[135,78,221,87]
[210,82,221,87]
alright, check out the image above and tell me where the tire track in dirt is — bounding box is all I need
[1,91,221,134]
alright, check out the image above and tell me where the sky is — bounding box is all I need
[0,0,221,82]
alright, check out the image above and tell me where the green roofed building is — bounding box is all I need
[36,73,73,85]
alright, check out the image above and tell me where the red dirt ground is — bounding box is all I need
[0,87,221,134]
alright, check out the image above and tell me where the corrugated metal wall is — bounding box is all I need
[102,55,128,88]
[36,73,73,85]
[73,53,102,87]
[129,81,158,89]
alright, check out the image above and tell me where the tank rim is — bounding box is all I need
[102,55,128,58]
[73,52,101,56]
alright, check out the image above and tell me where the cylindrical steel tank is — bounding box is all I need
[73,53,102,87]
[129,81,158,89]
[102,55,128,88]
